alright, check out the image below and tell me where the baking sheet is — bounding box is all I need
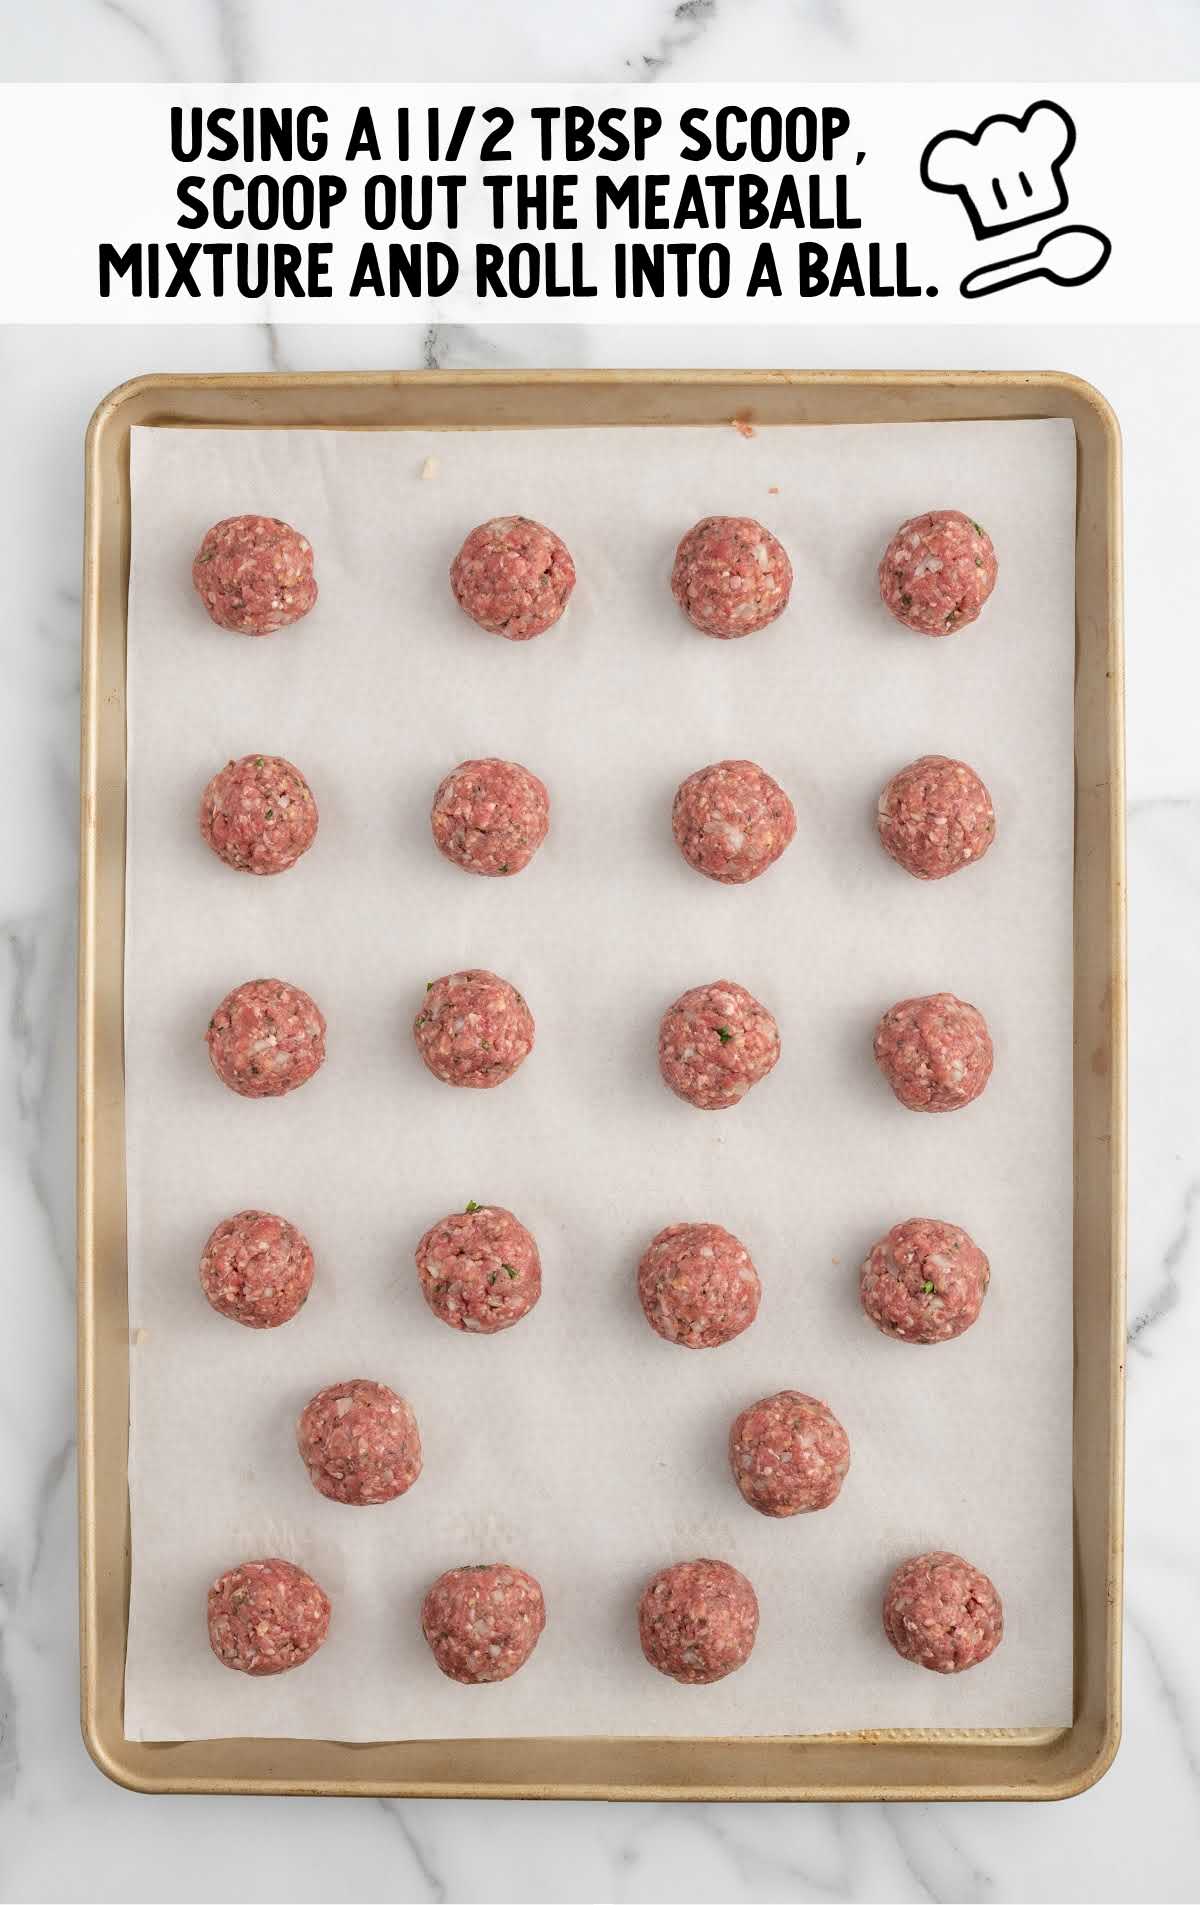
[122,417,1076,1743]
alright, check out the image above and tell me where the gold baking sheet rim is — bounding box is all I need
[78,368,1125,1801]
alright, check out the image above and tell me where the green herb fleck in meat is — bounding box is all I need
[465,1199,481,1214]
[922,1280,935,1294]
[502,1264,518,1279]
[716,1026,733,1044]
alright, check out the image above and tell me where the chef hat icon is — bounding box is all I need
[920,100,1075,239]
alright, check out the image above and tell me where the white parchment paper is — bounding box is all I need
[123,416,1076,1742]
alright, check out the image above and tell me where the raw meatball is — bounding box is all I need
[637,1221,761,1349]
[199,1208,314,1329]
[206,977,326,1099]
[877,756,995,881]
[415,1202,542,1334]
[638,1558,759,1684]
[414,970,534,1089]
[883,1551,1004,1673]
[874,992,993,1113]
[860,1217,990,1344]
[421,1564,546,1683]
[671,516,792,639]
[450,516,575,640]
[672,760,796,885]
[729,1390,850,1517]
[431,758,550,877]
[207,1557,330,1676]
[658,980,780,1110]
[297,1379,422,1506]
[878,510,997,636]
[200,754,318,876]
[192,514,317,635]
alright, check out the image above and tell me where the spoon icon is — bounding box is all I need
[960,224,1111,299]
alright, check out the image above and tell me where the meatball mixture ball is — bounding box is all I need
[860,1217,990,1345]
[658,980,780,1111]
[877,755,995,881]
[431,758,550,877]
[199,1208,314,1329]
[450,515,575,640]
[637,1221,761,1349]
[415,1202,542,1334]
[638,1558,759,1684]
[883,1551,1004,1674]
[421,1564,546,1684]
[206,977,326,1099]
[207,1557,330,1676]
[729,1390,850,1517]
[192,514,317,635]
[297,1379,422,1506]
[874,992,993,1113]
[200,754,318,876]
[671,516,792,639]
[414,970,534,1089]
[672,759,796,885]
[878,509,997,636]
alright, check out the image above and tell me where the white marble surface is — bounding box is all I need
[1,5,1198,1901]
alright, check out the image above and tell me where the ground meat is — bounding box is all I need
[658,980,780,1110]
[882,1551,1004,1673]
[637,1222,761,1348]
[414,970,534,1088]
[638,1559,759,1684]
[297,1379,422,1506]
[450,516,575,640]
[431,758,550,877]
[671,516,793,639]
[206,1558,330,1676]
[860,1217,990,1344]
[878,510,997,636]
[729,1390,850,1517]
[199,1208,314,1329]
[206,977,326,1099]
[192,515,317,635]
[672,760,796,885]
[200,754,318,876]
[877,756,995,880]
[415,1203,541,1333]
[874,992,993,1113]
[421,1564,546,1683]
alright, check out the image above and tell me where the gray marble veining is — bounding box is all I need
[1,6,1199,1900]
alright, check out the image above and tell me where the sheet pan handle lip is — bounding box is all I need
[77,366,1125,1801]
[83,365,1128,432]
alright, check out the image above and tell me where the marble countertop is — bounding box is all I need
[3,6,1198,1902]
